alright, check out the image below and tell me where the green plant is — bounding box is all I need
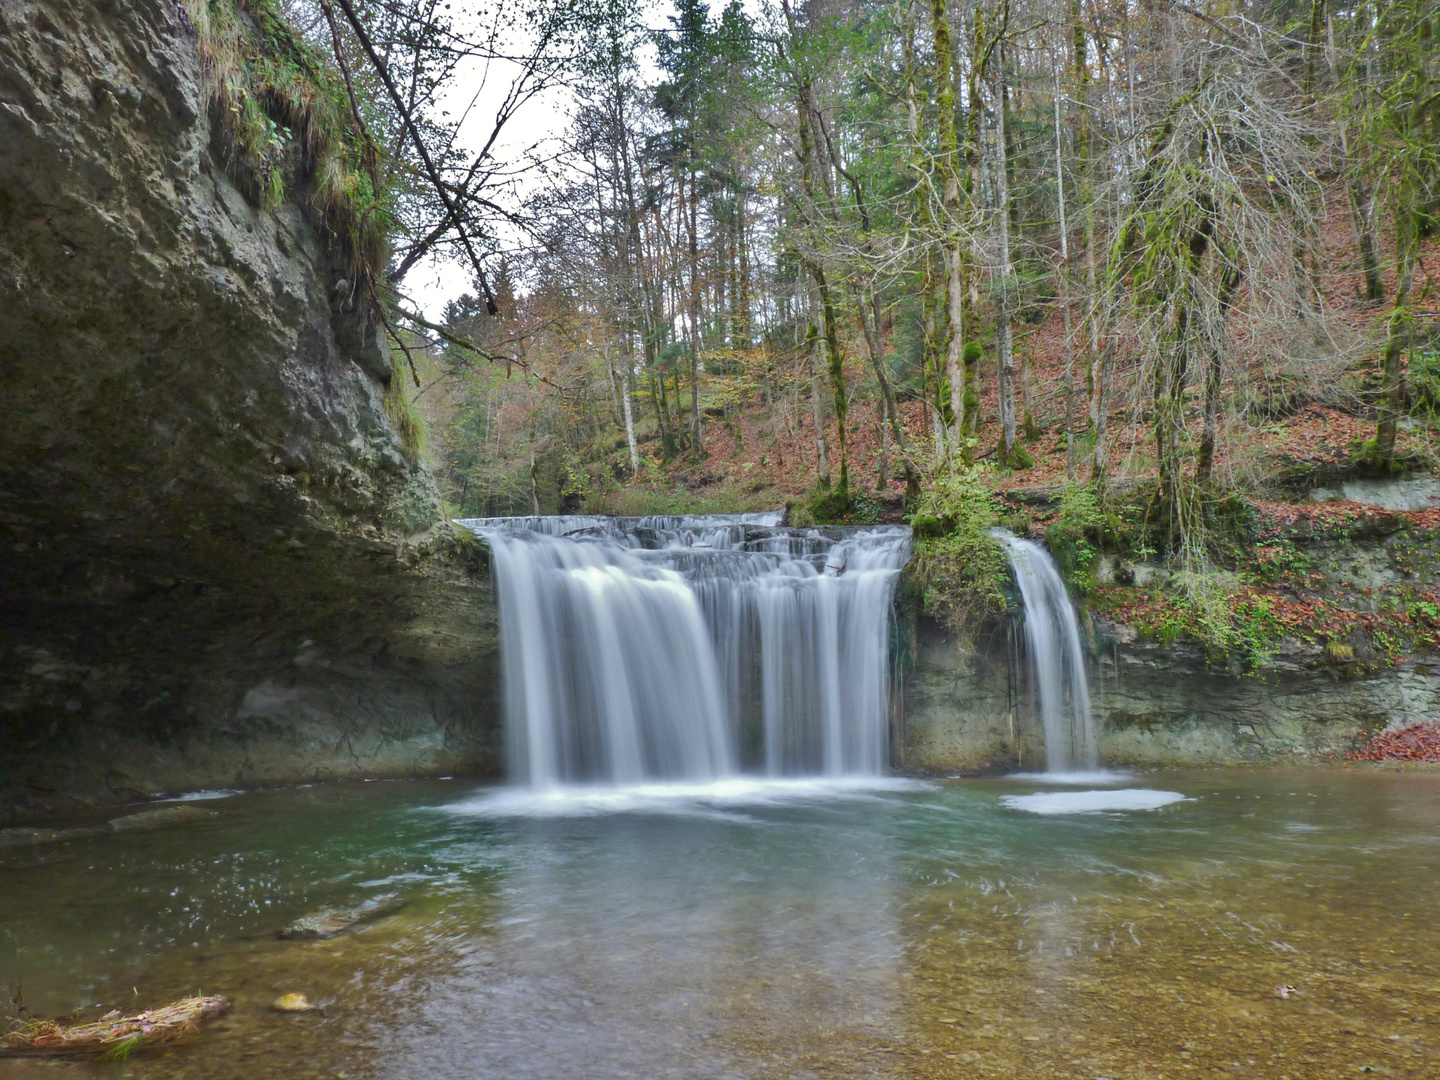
[808,485,851,524]
[559,456,590,501]
[102,1035,143,1063]
[383,375,425,457]
[1173,569,1282,670]
[1248,540,1311,585]
[1044,482,1118,591]
[1409,599,1440,622]
[1411,350,1440,414]
[815,493,884,526]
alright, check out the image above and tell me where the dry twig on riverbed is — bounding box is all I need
[2,996,229,1058]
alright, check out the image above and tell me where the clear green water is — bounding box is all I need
[2,768,1438,1079]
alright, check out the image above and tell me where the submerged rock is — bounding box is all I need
[271,993,320,1013]
[0,825,100,848]
[107,806,218,832]
[279,894,407,940]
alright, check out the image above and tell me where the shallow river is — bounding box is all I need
[2,767,1437,1079]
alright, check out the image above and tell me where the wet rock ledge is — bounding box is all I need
[0,0,500,818]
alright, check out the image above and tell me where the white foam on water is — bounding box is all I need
[1007,771,1134,785]
[1001,789,1188,815]
[155,789,240,803]
[441,777,928,819]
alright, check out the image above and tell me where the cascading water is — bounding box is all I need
[993,530,1096,772]
[460,514,912,788]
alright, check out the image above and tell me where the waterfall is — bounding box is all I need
[460,514,912,788]
[993,530,1096,772]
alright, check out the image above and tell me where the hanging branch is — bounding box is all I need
[391,302,563,390]
[331,0,501,315]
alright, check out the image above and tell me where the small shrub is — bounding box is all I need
[1324,639,1355,663]
[1044,482,1118,592]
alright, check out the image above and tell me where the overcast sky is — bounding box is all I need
[402,1,677,320]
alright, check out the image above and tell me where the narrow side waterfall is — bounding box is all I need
[993,530,1096,772]
[461,514,912,788]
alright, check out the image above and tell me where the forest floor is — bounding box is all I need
[595,211,1440,536]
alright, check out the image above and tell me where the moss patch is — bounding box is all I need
[903,467,1011,636]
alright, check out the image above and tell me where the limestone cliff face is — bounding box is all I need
[901,526,1440,772]
[0,0,499,816]
[903,620,1440,773]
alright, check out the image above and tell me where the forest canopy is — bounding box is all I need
[249,0,1436,553]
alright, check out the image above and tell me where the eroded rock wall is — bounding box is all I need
[901,523,1440,772]
[0,0,500,816]
[903,621,1439,773]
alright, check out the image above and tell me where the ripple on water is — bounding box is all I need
[1005,770,1135,785]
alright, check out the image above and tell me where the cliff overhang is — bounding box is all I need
[0,0,500,818]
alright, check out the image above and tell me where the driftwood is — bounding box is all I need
[2,996,229,1058]
[279,893,407,940]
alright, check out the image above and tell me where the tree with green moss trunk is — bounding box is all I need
[1103,12,1319,556]
[1356,0,1439,464]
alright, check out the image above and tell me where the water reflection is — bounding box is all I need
[383,802,905,1078]
[1,769,1437,1079]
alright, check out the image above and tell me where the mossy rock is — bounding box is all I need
[911,512,945,539]
[808,487,852,525]
[998,443,1035,470]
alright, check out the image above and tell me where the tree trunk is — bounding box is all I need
[620,342,640,477]
[959,1,1005,449]
[1155,321,1189,517]
[1073,5,1100,430]
[922,258,948,458]
[687,172,704,459]
[904,6,947,463]
[654,373,676,459]
[613,65,662,472]
[1196,265,1242,484]
[993,57,1019,465]
[1053,66,1077,481]
[930,0,967,455]
[814,266,848,497]
[855,284,908,481]
[878,410,889,491]
[1327,7,1384,301]
[1351,172,1385,302]
[809,318,831,488]
[1305,0,1325,93]
[1376,208,1418,462]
